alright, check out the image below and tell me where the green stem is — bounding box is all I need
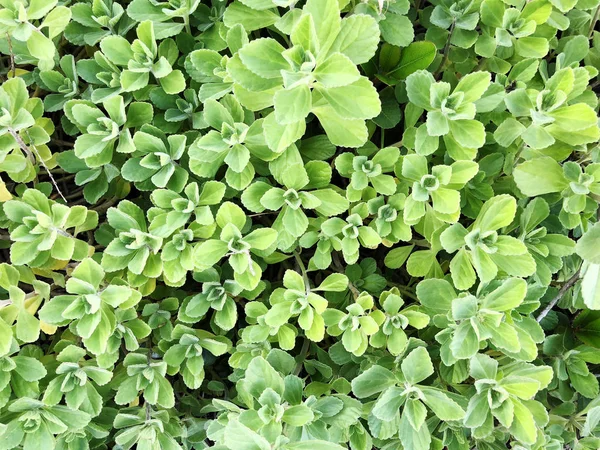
[512,141,526,169]
[435,21,455,77]
[331,252,361,299]
[293,250,310,294]
[589,6,600,39]
[293,338,310,376]
[386,281,418,301]
[183,14,192,35]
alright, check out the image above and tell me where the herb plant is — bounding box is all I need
[1,0,600,448]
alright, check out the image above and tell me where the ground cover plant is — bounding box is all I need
[0,0,600,448]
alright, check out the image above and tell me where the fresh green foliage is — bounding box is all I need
[0,0,600,448]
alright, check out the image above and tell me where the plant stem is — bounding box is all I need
[589,6,600,39]
[511,141,527,169]
[293,338,310,376]
[24,131,67,202]
[184,14,192,35]
[435,21,455,77]
[536,268,582,323]
[6,32,15,79]
[293,250,310,293]
[93,196,119,214]
[331,252,361,299]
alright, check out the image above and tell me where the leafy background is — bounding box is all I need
[0,0,600,448]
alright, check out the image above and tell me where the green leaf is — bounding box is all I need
[316,273,348,292]
[449,119,486,149]
[387,41,436,80]
[421,387,465,420]
[380,14,414,47]
[238,38,287,79]
[514,157,569,196]
[274,86,311,124]
[311,105,368,147]
[316,78,381,120]
[330,13,380,64]
[224,420,271,450]
[401,347,434,384]
[314,53,361,88]
[405,70,435,109]
[352,365,397,398]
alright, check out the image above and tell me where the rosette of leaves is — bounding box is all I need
[335,146,399,201]
[189,95,271,191]
[148,180,225,237]
[479,0,552,60]
[243,164,349,250]
[0,0,71,69]
[39,258,141,355]
[343,257,387,296]
[0,398,91,449]
[440,194,536,289]
[141,297,179,340]
[0,77,55,183]
[352,347,466,449]
[231,0,381,149]
[121,127,188,193]
[42,345,112,417]
[542,335,600,399]
[405,70,491,158]
[298,217,342,270]
[515,198,575,285]
[2,189,97,267]
[55,150,122,205]
[321,211,381,264]
[160,229,194,286]
[65,0,136,46]
[37,55,80,113]
[503,67,599,150]
[185,48,233,102]
[127,0,200,37]
[160,324,231,389]
[113,408,184,450]
[192,202,277,291]
[64,95,154,168]
[264,270,348,342]
[75,49,125,103]
[241,300,298,351]
[430,0,480,51]
[400,154,478,225]
[182,269,242,331]
[161,88,204,130]
[101,201,164,282]
[369,288,430,356]
[0,263,49,352]
[0,342,47,408]
[323,292,379,356]
[96,308,151,368]
[460,166,496,219]
[514,157,600,229]
[464,354,553,445]
[209,357,318,446]
[99,21,186,94]
[228,341,270,371]
[366,194,412,244]
[113,351,175,409]
[418,277,545,363]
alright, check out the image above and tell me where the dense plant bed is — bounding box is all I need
[0,0,600,448]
